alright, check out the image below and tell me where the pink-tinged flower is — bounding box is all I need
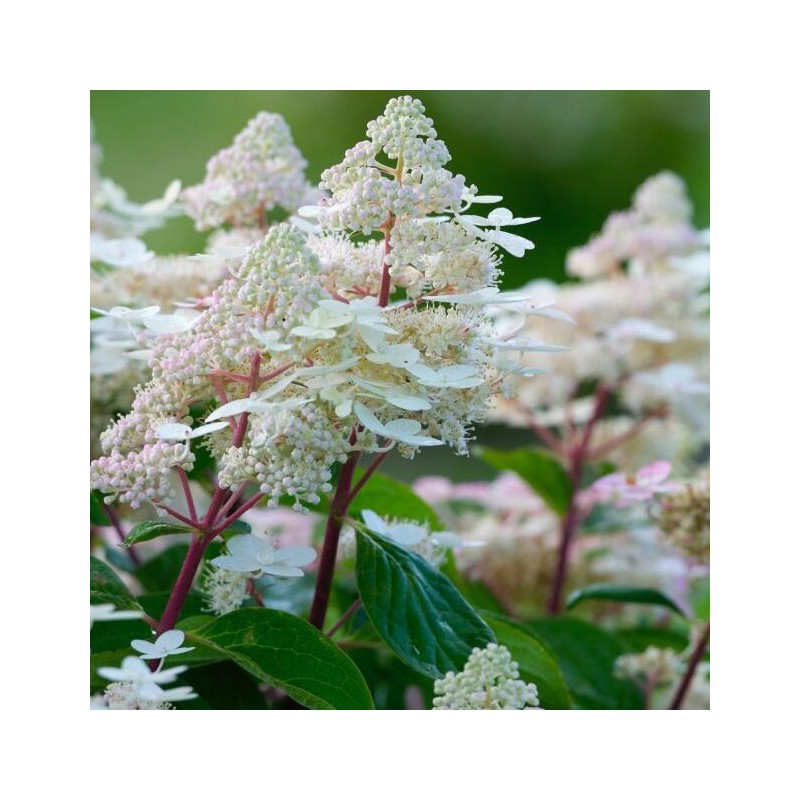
[588,461,680,508]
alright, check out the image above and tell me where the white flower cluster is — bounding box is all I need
[303,95,537,299]
[90,149,254,449]
[489,171,709,462]
[93,630,197,710]
[182,112,316,230]
[566,171,700,280]
[656,470,710,561]
[614,646,681,691]
[202,564,249,616]
[91,224,326,508]
[312,96,463,234]
[91,96,548,512]
[432,643,539,710]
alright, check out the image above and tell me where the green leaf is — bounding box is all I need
[616,627,690,654]
[139,592,208,621]
[181,661,269,710]
[528,617,644,709]
[223,519,252,536]
[565,583,686,616]
[690,576,710,621]
[123,519,194,548]
[90,491,111,525]
[440,551,506,615]
[347,470,442,529]
[90,618,152,655]
[134,544,190,592]
[186,608,374,710]
[355,530,495,679]
[346,647,434,710]
[482,613,573,710]
[477,446,572,515]
[90,557,143,612]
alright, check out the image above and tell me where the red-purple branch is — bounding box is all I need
[154,353,267,636]
[547,384,611,614]
[377,215,396,307]
[308,449,361,630]
[669,623,710,710]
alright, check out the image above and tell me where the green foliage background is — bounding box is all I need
[90,90,709,480]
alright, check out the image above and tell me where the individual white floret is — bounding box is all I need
[130,629,195,661]
[210,534,316,578]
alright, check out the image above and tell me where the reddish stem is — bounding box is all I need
[587,404,668,461]
[547,385,611,614]
[206,369,250,384]
[154,351,265,638]
[104,504,141,566]
[246,579,265,607]
[202,486,230,528]
[547,456,585,615]
[346,450,391,506]
[177,468,198,522]
[669,623,710,710]
[326,598,362,638]
[216,483,247,522]
[308,449,361,630]
[156,532,215,635]
[210,376,230,407]
[527,415,565,455]
[156,504,199,529]
[256,360,294,389]
[377,216,395,307]
[212,492,266,535]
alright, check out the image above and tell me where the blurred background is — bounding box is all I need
[90,90,709,480]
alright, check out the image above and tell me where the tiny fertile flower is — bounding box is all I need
[130,629,194,661]
[211,534,317,578]
[589,460,680,508]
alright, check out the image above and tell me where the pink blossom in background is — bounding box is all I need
[587,460,680,508]
[414,472,545,515]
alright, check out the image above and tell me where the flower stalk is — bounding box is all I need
[308,448,361,630]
